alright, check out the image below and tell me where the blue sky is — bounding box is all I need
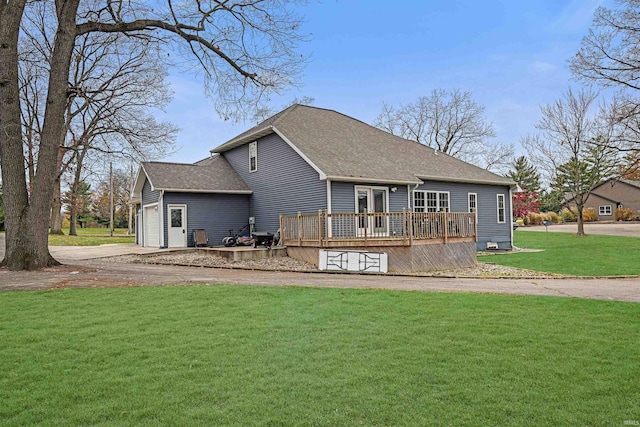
[157,0,610,164]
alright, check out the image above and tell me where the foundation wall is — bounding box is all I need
[286,242,476,273]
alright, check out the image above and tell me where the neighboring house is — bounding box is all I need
[565,179,640,221]
[131,105,515,271]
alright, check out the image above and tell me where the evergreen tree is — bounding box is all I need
[507,156,540,192]
[538,189,564,213]
[508,156,542,218]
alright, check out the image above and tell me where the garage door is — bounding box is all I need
[144,205,160,247]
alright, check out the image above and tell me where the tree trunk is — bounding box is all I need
[49,179,64,234]
[0,0,38,269]
[49,147,66,234]
[68,147,86,236]
[576,207,585,236]
[0,0,79,270]
[69,209,78,235]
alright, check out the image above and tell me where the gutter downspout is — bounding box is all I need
[159,190,165,248]
[509,187,514,250]
[326,179,332,238]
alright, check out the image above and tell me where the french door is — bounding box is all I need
[356,187,388,236]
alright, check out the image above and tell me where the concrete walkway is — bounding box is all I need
[1,234,639,302]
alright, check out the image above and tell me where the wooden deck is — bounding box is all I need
[280,210,477,248]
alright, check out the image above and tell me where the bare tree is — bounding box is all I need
[18,1,178,235]
[570,0,640,93]
[374,89,513,172]
[1,0,308,270]
[523,88,620,236]
[570,0,640,153]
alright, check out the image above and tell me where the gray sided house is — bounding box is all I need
[132,105,515,268]
[131,156,252,248]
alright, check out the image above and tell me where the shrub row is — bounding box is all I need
[520,207,637,224]
[523,211,560,225]
[614,207,635,221]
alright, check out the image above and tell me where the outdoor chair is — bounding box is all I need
[193,229,209,247]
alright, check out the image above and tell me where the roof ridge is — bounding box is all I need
[268,103,300,126]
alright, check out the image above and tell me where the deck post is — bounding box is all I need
[318,209,323,247]
[279,214,283,245]
[364,208,368,246]
[408,209,413,246]
[402,209,407,245]
[297,211,302,246]
[474,211,478,242]
[325,210,331,247]
[443,210,448,244]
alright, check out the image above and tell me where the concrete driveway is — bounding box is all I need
[519,222,640,237]
[0,233,156,261]
[1,234,639,302]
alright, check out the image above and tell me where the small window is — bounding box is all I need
[248,141,257,172]
[170,208,182,227]
[438,192,449,212]
[413,191,425,213]
[468,193,477,213]
[426,191,438,212]
[599,205,612,216]
[497,194,506,223]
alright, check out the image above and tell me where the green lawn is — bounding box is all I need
[1,285,638,426]
[48,228,135,246]
[482,230,640,276]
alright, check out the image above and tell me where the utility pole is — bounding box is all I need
[109,162,114,237]
[128,164,133,236]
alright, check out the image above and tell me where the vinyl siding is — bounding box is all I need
[162,192,249,247]
[142,178,160,206]
[415,181,512,250]
[330,181,409,213]
[222,132,327,232]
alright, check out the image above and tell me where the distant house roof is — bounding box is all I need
[563,178,640,206]
[212,104,515,187]
[620,179,640,190]
[588,191,619,205]
[131,155,251,202]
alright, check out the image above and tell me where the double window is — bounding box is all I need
[414,191,449,213]
[599,205,612,216]
[249,141,257,172]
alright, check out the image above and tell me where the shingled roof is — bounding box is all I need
[131,155,251,201]
[212,104,515,186]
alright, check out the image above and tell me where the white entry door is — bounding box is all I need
[168,205,187,248]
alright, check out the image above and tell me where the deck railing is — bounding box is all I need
[280,210,477,247]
